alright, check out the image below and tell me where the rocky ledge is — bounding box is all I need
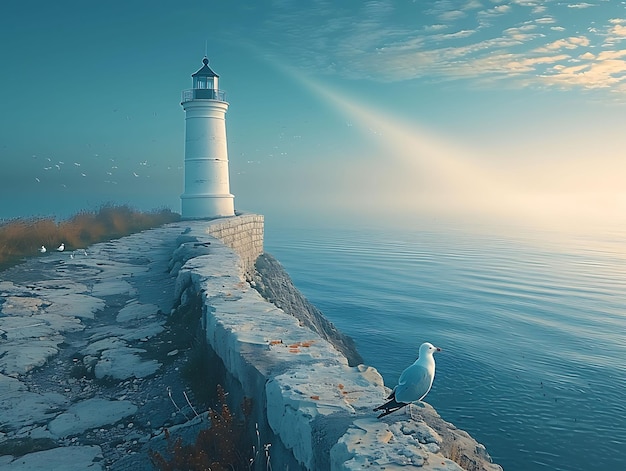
[0,219,502,470]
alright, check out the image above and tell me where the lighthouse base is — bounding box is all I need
[181,193,235,219]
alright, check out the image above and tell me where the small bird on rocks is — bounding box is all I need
[39,245,46,253]
[57,243,65,252]
[374,342,441,418]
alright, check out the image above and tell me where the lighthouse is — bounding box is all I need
[180,56,235,219]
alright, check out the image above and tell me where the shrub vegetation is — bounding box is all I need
[0,204,180,270]
[150,385,259,471]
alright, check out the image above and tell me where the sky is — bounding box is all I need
[1,0,626,234]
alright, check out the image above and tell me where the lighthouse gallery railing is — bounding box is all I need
[181,89,226,102]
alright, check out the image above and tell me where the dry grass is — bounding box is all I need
[150,385,260,471]
[0,204,180,270]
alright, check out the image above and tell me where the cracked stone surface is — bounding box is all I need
[0,222,212,470]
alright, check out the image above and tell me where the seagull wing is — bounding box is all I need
[394,362,432,403]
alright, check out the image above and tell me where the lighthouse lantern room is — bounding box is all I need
[180,56,234,219]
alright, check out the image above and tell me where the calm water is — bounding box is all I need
[264,222,626,471]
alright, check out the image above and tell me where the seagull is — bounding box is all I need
[57,243,65,252]
[39,245,46,253]
[374,342,441,419]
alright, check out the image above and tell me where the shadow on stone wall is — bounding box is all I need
[251,253,363,367]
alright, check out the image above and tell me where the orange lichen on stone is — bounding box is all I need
[338,383,345,390]
[310,395,320,400]
[277,340,319,353]
[288,340,316,349]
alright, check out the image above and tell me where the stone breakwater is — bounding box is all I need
[0,214,502,470]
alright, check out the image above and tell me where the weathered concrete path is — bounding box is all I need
[0,223,207,470]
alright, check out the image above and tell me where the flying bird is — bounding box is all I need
[39,245,46,253]
[57,243,65,252]
[374,342,441,419]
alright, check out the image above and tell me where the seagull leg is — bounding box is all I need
[408,403,416,420]
[407,401,427,420]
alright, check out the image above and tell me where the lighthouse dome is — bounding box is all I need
[192,56,219,90]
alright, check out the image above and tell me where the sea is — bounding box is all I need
[263,219,626,471]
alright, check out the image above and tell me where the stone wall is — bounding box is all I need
[172,215,502,471]
[203,213,264,278]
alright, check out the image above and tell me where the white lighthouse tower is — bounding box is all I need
[180,56,235,219]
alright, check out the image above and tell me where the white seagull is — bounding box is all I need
[39,245,47,253]
[57,243,65,252]
[374,342,441,418]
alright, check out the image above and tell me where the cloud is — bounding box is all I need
[511,0,546,6]
[476,3,512,27]
[463,0,484,10]
[603,20,626,46]
[506,54,571,73]
[567,3,596,8]
[424,24,449,31]
[425,0,468,21]
[428,29,478,44]
[363,0,395,16]
[534,16,557,24]
[503,24,542,42]
[536,36,590,52]
[541,52,626,89]
[439,10,467,21]
[597,49,626,60]
[609,24,626,38]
